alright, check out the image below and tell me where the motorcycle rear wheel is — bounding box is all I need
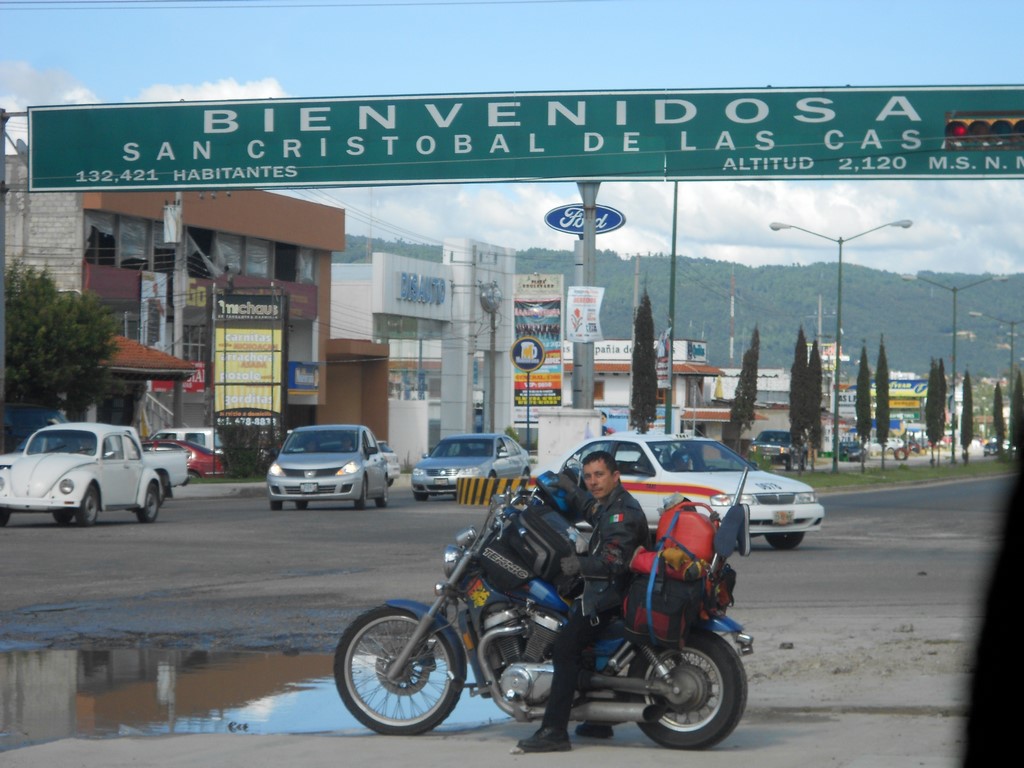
[628,629,747,750]
[334,605,464,735]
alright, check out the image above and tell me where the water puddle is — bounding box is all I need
[0,648,507,752]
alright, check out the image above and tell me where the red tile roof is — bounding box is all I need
[106,336,195,380]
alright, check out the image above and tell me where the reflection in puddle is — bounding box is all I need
[0,648,507,751]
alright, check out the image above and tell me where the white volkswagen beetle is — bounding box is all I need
[549,433,825,550]
[0,423,163,527]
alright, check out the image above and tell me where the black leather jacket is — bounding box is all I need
[567,483,650,616]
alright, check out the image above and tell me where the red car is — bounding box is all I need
[143,439,225,479]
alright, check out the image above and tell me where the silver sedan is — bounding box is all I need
[266,424,389,510]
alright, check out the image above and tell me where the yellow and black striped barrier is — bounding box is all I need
[455,476,533,505]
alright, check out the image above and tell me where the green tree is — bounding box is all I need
[925,358,945,466]
[960,370,974,464]
[855,345,872,472]
[875,337,890,470]
[5,262,118,415]
[807,340,823,467]
[1012,369,1023,458]
[629,290,656,434]
[993,382,1005,457]
[788,327,811,472]
[730,326,760,449]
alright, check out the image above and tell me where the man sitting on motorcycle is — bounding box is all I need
[515,450,651,753]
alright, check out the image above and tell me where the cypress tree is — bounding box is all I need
[1012,369,1023,458]
[789,327,811,472]
[925,358,944,465]
[807,340,823,468]
[960,370,974,463]
[630,290,657,434]
[855,345,872,472]
[876,337,890,469]
[993,383,1005,457]
[731,326,760,449]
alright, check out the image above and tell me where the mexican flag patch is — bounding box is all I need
[609,513,624,524]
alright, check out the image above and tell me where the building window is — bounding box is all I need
[593,380,605,402]
[154,222,176,274]
[296,247,315,283]
[84,212,116,266]
[118,217,150,270]
[213,233,243,276]
[246,237,270,278]
[182,324,207,363]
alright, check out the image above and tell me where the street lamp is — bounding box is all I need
[968,309,1021,452]
[770,220,913,474]
[902,273,1008,463]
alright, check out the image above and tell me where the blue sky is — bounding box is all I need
[3,0,1024,276]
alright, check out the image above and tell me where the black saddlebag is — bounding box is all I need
[506,506,575,583]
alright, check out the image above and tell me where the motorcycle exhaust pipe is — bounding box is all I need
[569,701,665,723]
[581,673,674,697]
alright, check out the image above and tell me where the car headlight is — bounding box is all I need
[412,468,425,478]
[337,461,360,475]
[459,466,482,477]
[710,492,755,506]
[795,491,817,504]
[268,463,283,476]
[59,478,75,495]
[0,476,5,492]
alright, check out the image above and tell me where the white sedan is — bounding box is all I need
[550,433,824,550]
[0,423,163,527]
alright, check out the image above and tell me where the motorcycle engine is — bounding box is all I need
[482,607,564,705]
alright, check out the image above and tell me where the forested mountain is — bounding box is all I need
[335,235,1021,381]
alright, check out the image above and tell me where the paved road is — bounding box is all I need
[1,472,1016,766]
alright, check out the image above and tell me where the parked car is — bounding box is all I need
[411,433,531,501]
[265,424,389,510]
[838,440,864,462]
[150,427,222,453]
[0,423,163,527]
[4,403,67,451]
[378,441,400,486]
[982,438,1009,456]
[749,429,807,471]
[143,439,226,479]
[547,433,824,550]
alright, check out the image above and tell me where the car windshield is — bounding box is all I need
[281,429,359,454]
[25,429,98,457]
[430,438,492,458]
[756,432,790,445]
[647,439,750,473]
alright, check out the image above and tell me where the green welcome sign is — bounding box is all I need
[27,85,1024,191]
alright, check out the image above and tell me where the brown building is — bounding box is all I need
[4,154,389,439]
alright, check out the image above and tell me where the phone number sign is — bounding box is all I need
[27,85,1024,191]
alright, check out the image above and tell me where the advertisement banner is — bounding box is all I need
[214,292,285,428]
[656,327,671,389]
[566,286,604,343]
[513,275,563,419]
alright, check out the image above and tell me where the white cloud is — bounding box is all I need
[0,61,99,110]
[135,78,289,103]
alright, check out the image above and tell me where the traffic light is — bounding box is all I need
[945,112,1024,149]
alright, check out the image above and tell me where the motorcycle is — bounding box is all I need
[333,471,754,750]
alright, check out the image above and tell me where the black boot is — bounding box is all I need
[516,726,571,753]
[575,721,614,739]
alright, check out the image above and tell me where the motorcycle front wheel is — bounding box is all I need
[334,605,465,735]
[628,628,748,750]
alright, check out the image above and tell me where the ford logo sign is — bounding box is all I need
[544,204,626,236]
